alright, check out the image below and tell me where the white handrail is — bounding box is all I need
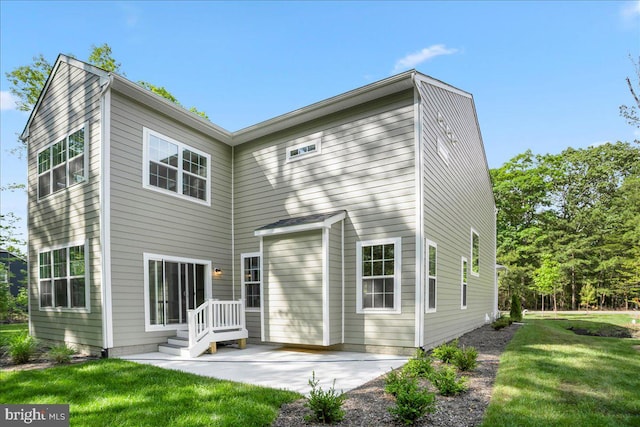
[187,299,246,348]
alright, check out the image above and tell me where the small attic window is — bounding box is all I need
[286,132,322,162]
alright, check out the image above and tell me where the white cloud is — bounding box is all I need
[621,0,640,19]
[393,44,458,73]
[0,91,18,111]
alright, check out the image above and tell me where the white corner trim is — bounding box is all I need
[322,228,330,346]
[100,87,114,349]
[259,237,265,342]
[414,89,425,347]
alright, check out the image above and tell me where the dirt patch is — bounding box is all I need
[567,326,632,338]
[273,323,520,427]
[1,349,98,372]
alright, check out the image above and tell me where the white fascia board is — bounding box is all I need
[254,211,346,237]
[109,75,232,143]
[232,72,416,145]
[20,54,110,141]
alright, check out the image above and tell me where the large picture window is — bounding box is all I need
[37,125,87,199]
[241,253,261,310]
[38,243,88,310]
[426,240,437,312]
[143,128,211,205]
[356,237,401,314]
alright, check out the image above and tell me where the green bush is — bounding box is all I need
[387,371,436,425]
[431,339,460,363]
[491,317,513,330]
[47,343,76,364]
[304,371,346,424]
[403,349,434,378]
[510,294,523,322]
[430,365,468,396]
[452,345,478,372]
[7,332,38,364]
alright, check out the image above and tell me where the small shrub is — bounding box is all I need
[432,339,460,363]
[430,365,468,396]
[388,372,436,425]
[452,345,478,372]
[510,294,523,322]
[305,371,346,424]
[47,343,75,364]
[403,349,434,378]
[385,368,405,396]
[7,332,38,364]
[491,317,513,330]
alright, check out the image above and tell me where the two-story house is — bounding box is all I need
[22,55,497,357]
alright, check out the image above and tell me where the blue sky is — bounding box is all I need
[1,1,639,250]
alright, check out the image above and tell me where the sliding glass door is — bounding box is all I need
[148,257,208,327]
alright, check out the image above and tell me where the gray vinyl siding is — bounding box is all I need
[263,231,324,345]
[234,91,417,349]
[328,224,343,345]
[418,81,496,348]
[26,61,103,352]
[108,91,232,351]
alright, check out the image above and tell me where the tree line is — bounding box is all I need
[491,141,640,311]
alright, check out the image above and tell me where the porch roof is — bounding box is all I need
[254,210,347,237]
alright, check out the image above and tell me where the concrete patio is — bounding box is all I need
[122,344,409,394]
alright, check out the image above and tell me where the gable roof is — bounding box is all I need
[20,55,475,147]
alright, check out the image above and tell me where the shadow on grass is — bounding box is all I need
[482,319,640,427]
[1,359,300,427]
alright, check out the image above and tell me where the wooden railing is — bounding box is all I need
[187,299,246,357]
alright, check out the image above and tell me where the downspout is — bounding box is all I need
[100,75,114,354]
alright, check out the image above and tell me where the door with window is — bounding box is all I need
[147,258,209,327]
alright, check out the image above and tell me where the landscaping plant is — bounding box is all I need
[305,371,346,424]
[403,348,434,378]
[47,343,76,364]
[452,345,478,372]
[388,372,436,425]
[430,365,468,396]
[6,332,37,364]
[491,317,512,330]
[510,293,522,321]
[431,338,460,363]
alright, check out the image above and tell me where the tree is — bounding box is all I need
[620,55,640,129]
[6,44,208,125]
[579,283,596,312]
[533,255,562,314]
[510,293,522,322]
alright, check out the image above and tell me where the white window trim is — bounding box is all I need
[461,256,468,310]
[356,237,402,314]
[36,122,89,201]
[471,228,480,277]
[37,239,90,313]
[142,127,211,206]
[143,253,212,332]
[425,239,437,313]
[240,252,261,312]
[285,131,322,162]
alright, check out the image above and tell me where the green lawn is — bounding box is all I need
[0,359,300,427]
[482,314,640,427]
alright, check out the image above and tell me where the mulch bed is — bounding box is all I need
[273,323,521,427]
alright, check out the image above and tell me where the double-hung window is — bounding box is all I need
[37,125,87,199]
[39,243,88,310]
[356,237,401,314]
[461,257,468,309]
[471,229,479,276]
[241,253,261,310]
[143,128,211,205]
[426,240,437,312]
